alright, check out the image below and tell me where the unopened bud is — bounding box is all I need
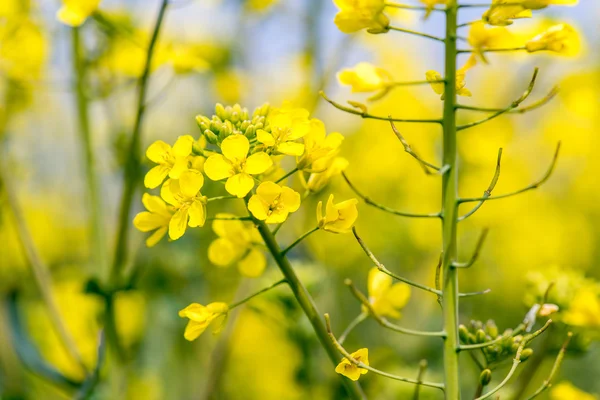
[215,103,226,119]
[521,348,534,361]
[479,369,492,386]
[459,325,469,343]
[485,320,498,338]
[476,329,487,344]
[204,129,218,144]
[539,303,559,317]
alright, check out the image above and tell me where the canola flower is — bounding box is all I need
[133,193,173,247]
[337,62,392,93]
[468,21,509,62]
[333,0,389,34]
[419,0,447,19]
[257,105,310,156]
[335,348,369,381]
[426,54,477,99]
[482,0,532,26]
[367,267,411,319]
[0,18,48,83]
[562,287,600,328]
[550,382,597,400]
[297,119,344,171]
[178,302,229,341]
[305,157,349,193]
[522,0,579,10]
[247,182,301,224]
[526,23,579,55]
[57,0,101,27]
[317,194,359,233]
[160,170,207,240]
[144,135,196,189]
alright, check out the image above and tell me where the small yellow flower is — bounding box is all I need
[317,194,358,233]
[367,267,411,319]
[419,0,447,19]
[145,135,195,189]
[178,302,229,341]
[426,54,477,100]
[204,135,273,198]
[169,44,210,75]
[562,287,600,328]
[297,119,344,171]
[333,0,389,34]
[482,0,532,26]
[248,182,301,224]
[522,0,578,10]
[257,106,310,156]
[337,62,392,93]
[160,170,207,240]
[468,21,509,62]
[335,348,369,381]
[57,0,101,27]
[525,23,579,55]
[305,157,349,193]
[207,213,267,277]
[133,193,173,247]
[550,382,596,400]
[246,0,279,11]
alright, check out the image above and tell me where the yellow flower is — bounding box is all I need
[0,19,48,82]
[482,0,532,26]
[525,23,579,55]
[248,182,301,224]
[317,194,358,233]
[246,0,279,11]
[335,348,369,381]
[144,135,195,189]
[419,0,447,19]
[160,170,207,240]
[178,302,229,341]
[57,0,101,27]
[550,382,597,400]
[367,267,411,319]
[257,106,310,156]
[207,214,267,277]
[169,44,210,75]
[333,0,389,34]
[297,119,344,171]
[204,135,273,198]
[426,54,477,100]
[522,0,578,10]
[133,193,173,247]
[337,62,392,93]
[562,287,600,328]
[305,157,349,193]
[468,21,509,62]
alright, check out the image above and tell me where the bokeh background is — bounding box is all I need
[0,0,599,399]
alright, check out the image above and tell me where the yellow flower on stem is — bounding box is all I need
[332,0,389,34]
[305,157,349,193]
[317,194,358,233]
[366,267,411,319]
[257,106,310,156]
[207,214,267,277]
[297,119,344,171]
[337,62,392,93]
[57,0,101,27]
[426,54,477,100]
[522,0,578,10]
[248,182,301,224]
[160,170,207,240]
[525,24,579,55]
[335,348,369,381]
[468,21,509,62]
[482,0,532,26]
[419,0,447,19]
[550,382,596,400]
[204,135,273,198]
[144,135,195,189]
[178,302,229,341]
[562,287,600,328]
[133,193,173,247]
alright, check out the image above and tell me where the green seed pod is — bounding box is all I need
[479,369,492,386]
[204,129,218,144]
[476,329,487,344]
[485,320,498,338]
[459,325,469,343]
[215,103,226,120]
[520,348,534,361]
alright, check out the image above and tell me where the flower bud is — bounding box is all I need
[520,348,534,361]
[196,115,211,131]
[459,325,469,343]
[476,329,487,343]
[479,369,492,386]
[204,129,218,144]
[485,320,498,338]
[215,103,227,119]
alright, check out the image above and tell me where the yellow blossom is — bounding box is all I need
[57,0,101,27]
[482,0,532,26]
[144,135,195,189]
[204,135,273,198]
[335,348,369,381]
[169,44,210,75]
[257,106,310,156]
[367,267,411,319]
[333,0,389,34]
[133,193,173,247]
[550,382,597,400]
[246,0,279,11]
[178,302,229,341]
[0,19,48,82]
[562,287,600,328]
[160,170,207,240]
[426,54,477,99]
[468,21,509,62]
[207,213,267,277]
[317,194,358,233]
[248,182,301,224]
[297,119,344,170]
[419,0,447,19]
[337,62,392,93]
[525,23,579,55]
[305,157,349,193]
[522,0,578,10]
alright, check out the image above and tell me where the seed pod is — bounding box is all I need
[479,369,492,386]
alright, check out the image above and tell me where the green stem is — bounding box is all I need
[441,2,461,399]
[275,167,299,184]
[387,26,445,42]
[281,226,319,256]
[339,312,367,345]
[229,279,287,309]
[71,26,107,276]
[252,218,366,400]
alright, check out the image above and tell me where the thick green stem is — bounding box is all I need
[252,219,366,400]
[71,27,106,275]
[442,2,461,399]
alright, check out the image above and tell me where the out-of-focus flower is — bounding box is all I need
[248,182,301,224]
[419,0,447,19]
[337,62,392,93]
[522,0,578,10]
[335,348,369,381]
[563,288,600,328]
[160,170,207,240]
[133,193,173,247]
[246,0,279,12]
[468,21,509,62]
[525,23,579,55]
[297,119,344,171]
[333,0,389,34]
[0,19,47,82]
[178,302,229,341]
[317,194,358,233]
[426,54,476,99]
[57,0,101,27]
[168,44,210,75]
[550,382,597,400]
[258,106,310,156]
[305,157,349,193]
[144,135,195,189]
[483,0,532,26]
[539,303,560,317]
[204,135,272,197]
[367,267,411,319]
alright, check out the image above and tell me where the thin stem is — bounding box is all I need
[339,312,368,345]
[74,331,106,400]
[458,2,528,8]
[474,320,552,400]
[276,167,299,184]
[457,68,539,131]
[271,223,284,236]
[206,216,253,222]
[457,20,478,28]
[459,324,525,351]
[456,87,558,114]
[325,314,446,391]
[452,229,489,268]
[384,1,433,11]
[229,279,288,309]
[458,149,502,221]
[280,226,319,256]
[525,332,573,400]
[457,47,527,53]
[413,360,428,400]
[345,280,446,337]
[206,195,237,202]
[389,120,441,174]
[343,173,442,219]
[320,91,442,124]
[387,26,445,42]
[458,142,561,204]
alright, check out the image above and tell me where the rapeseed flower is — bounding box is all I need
[144,135,195,189]
[335,348,369,381]
[257,106,310,156]
[133,193,173,247]
[426,54,477,99]
[337,62,392,93]
[367,267,411,319]
[550,382,596,400]
[525,23,579,55]
[483,0,532,26]
[179,302,229,341]
[305,157,349,193]
[248,182,301,224]
[57,0,101,27]
[468,21,509,62]
[317,194,358,233]
[297,119,344,171]
[333,0,389,34]
[160,170,207,240]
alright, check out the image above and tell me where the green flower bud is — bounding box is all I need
[196,115,211,131]
[244,125,255,138]
[485,320,498,338]
[231,111,240,124]
[459,325,469,343]
[520,348,534,361]
[476,329,487,344]
[215,103,226,119]
[204,129,218,144]
[479,369,492,386]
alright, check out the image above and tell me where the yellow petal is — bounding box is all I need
[160,179,179,206]
[245,152,273,175]
[225,173,255,198]
[169,157,189,179]
[188,200,206,228]
[256,129,276,146]
[172,135,194,157]
[169,207,189,240]
[56,6,88,27]
[183,320,209,341]
[179,170,204,198]
[248,195,269,220]
[204,154,234,181]
[426,70,444,95]
[179,303,208,319]
[256,181,282,204]
[280,186,301,212]
[237,248,267,278]
[208,238,240,266]
[277,142,305,156]
[325,194,339,223]
[133,211,166,232]
[265,209,289,224]
[146,226,167,247]
[146,140,171,164]
[386,283,411,310]
[368,267,392,301]
[212,213,247,240]
[142,193,169,216]
[144,165,170,189]
[221,134,249,162]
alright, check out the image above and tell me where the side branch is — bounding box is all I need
[343,173,442,219]
[389,120,442,174]
[458,148,502,221]
[384,1,437,11]
[452,228,489,268]
[458,142,561,204]
[525,332,573,400]
[324,314,446,391]
[459,324,526,351]
[387,26,445,42]
[457,87,558,114]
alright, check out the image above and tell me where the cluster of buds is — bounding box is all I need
[195,103,270,145]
